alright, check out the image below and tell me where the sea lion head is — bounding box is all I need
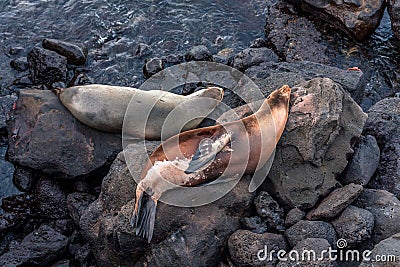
[189,86,224,102]
[267,85,291,109]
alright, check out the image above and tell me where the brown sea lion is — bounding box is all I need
[131,85,291,242]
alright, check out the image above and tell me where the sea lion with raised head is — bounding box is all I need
[55,84,224,139]
[131,85,291,242]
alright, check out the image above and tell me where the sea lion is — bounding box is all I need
[131,85,291,242]
[55,84,224,139]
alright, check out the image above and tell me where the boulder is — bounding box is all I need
[285,208,305,228]
[232,48,278,71]
[342,135,380,186]
[245,61,366,104]
[80,142,256,266]
[266,78,367,209]
[368,137,400,199]
[27,47,67,84]
[305,183,363,220]
[287,0,386,41]
[265,4,330,64]
[0,225,68,266]
[354,189,400,243]
[364,97,400,145]
[359,232,400,267]
[285,220,337,248]
[185,45,212,61]
[42,38,87,65]
[143,57,164,78]
[331,205,374,247]
[228,230,288,267]
[388,0,400,40]
[7,89,121,178]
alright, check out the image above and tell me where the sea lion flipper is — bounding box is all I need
[134,194,157,243]
[184,131,232,174]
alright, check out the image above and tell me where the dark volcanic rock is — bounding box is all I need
[342,135,380,186]
[249,38,267,48]
[368,136,400,198]
[276,238,338,267]
[0,213,26,231]
[0,159,18,199]
[67,192,96,226]
[27,47,67,84]
[34,178,69,219]
[288,0,386,41]
[228,230,288,267]
[10,57,28,72]
[185,45,212,61]
[80,142,256,266]
[232,48,278,71]
[388,0,400,40]
[0,225,68,266]
[143,57,164,78]
[265,78,366,209]
[285,220,337,248]
[7,89,121,178]
[364,98,400,145]
[354,189,400,243]
[135,43,152,58]
[359,232,400,267]
[1,193,32,214]
[42,38,87,65]
[0,94,17,134]
[245,61,366,104]
[306,183,363,220]
[331,205,374,247]
[285,208,305,228]
[240,216,269,234]
[12,165,36,192]
[254,191,285,231]
[266,5,330,64]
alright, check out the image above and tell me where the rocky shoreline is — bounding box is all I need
[1,1,400,267]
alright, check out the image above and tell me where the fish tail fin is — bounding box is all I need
[131,190,157,243]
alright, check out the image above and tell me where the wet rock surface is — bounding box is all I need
[331,205,374,247]
[305,183,364,220]
[185,45,212,61]
[342,135,380,186]
[265,78,366,209]
[354,189,400,243]
[228,230,288,267]
[27,47,67,85]
[42,38,87,65]
[285,220,337,248]
[7,89,121,178]
[288,0,386,41]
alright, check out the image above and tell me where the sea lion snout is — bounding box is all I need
[278,84,291,96]
[192,86,224,101]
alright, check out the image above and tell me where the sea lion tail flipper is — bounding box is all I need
[131,188,144,228]
[185,131,232,174]
[135,195,158,243]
